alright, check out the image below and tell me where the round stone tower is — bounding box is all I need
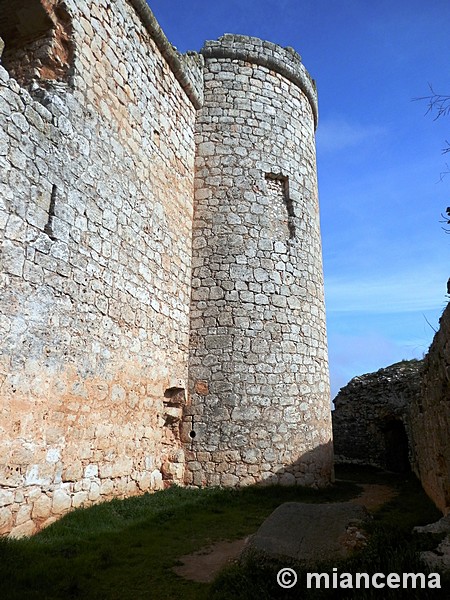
[184,35,333,487]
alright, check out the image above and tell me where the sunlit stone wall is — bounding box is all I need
[186,35,333,488]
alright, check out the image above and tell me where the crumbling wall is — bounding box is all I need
[0,0,201,537]
[332,360,422,471]
[333,304,450,514]
[0,0,74,87]
[0,1,335,537]
[186,35,333,488]
[410,304,450,514]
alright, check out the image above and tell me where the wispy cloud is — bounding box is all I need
[316,118,387,153]
[325,268,447,314]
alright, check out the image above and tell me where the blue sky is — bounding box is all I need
[148,0,449,399]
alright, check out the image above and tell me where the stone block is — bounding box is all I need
[151,469,163,490]
[0,490,14,507]
[88,482,101,501]
[0,507,13,534]
[205,335,232,350]
[243,502,368,565]
[137,472,152,491]
[52,490,72,515]
[84,464,98,478]
[62,461,83,482]
[32,495,52,519]
[15,504,32,526]
[100,479,114,496]
[111,457,133,478]
[72,491,88,509]
[221,474,239,487]
[2,241,25,276]
[242,449,261,465]
[9,520,36,539]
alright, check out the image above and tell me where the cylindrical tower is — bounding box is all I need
[184,35,333,487]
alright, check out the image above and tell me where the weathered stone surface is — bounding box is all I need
[72,491,88,509]
[0,490,14,507]
[32,494,52,519]
[15,504,32,526]
[414,514,450,535]
[51,489,72,515]
[332,359,422,471]
[9,520,36,539]
[0,507,13,535]
[243,502,368,565]
[0,2,332,536]
[186,34,332,488]
[420,536,450,575]
[410,304,450,514]
[332,303,450,515]
[0,0,195,535]
[415,515,450,575]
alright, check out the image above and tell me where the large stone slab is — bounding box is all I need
[415,516,450,575]
[243,502,369,565]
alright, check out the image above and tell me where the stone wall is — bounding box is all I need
[0,3,333,537]
[332,360,423,471]
[0,0,201,537]
[0,0,74,88]
[185,35,333,488]
[410,304,450,514]
[333,303,450,514]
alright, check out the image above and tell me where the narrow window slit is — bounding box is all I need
[44,184,57,240]
[265,173,296,240]
[285,195,296,239]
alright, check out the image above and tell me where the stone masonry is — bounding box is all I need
[332,360,423,471]
[333,303,450,515]
[0,0,333,536]
[410,304,450,515]
[186,36,332,487]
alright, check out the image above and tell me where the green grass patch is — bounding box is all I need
[211,466,448,599]
[0,467,447,599]
[0,480,358,600]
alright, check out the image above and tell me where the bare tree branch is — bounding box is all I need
[422,313,438,334]
[415,85,450,239]
[413,84,450,122]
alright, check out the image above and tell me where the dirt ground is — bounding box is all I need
[349,482,398,511]
[172,482,398,583]
[173,537,250,583]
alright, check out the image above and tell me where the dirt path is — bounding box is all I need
[172,482,398,583]
[349,482,398,512]
[172,537,250,583]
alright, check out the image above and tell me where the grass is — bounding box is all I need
[0,479,358,600]
[0,466,447,599]
[211,466,448,599]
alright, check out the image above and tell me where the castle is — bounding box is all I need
[0,0,333,537]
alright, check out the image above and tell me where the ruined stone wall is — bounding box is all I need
[0,0,201,536]
[333,306,450,515]
[186,35,333,488]
[0,0,74,88]
[332,360,423,471]
[410,304,450,514]
[0,3,334,537]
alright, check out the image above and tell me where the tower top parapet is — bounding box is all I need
[201,34,318,128]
